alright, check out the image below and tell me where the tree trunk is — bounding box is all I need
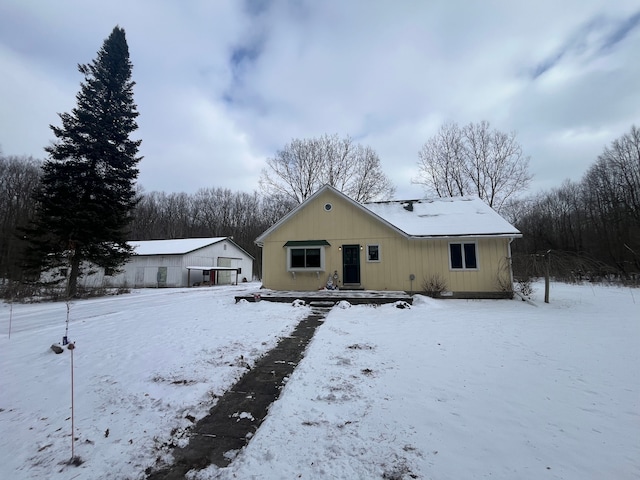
[67,253,80,298]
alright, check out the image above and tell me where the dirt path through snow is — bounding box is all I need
[146,304,331,479]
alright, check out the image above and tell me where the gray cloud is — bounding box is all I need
[532,10,640,78]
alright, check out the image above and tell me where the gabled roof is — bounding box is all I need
[255,185,520,245]
[255,186,378,245]
[129,237,254,259]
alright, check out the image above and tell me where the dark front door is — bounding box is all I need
[342,245,361,285]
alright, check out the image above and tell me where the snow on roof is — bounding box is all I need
[255,185,521,245]
[186,266,240,271]
[364,197,521,237]
[128,237,226,255]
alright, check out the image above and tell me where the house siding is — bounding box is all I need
[260,189,513,295]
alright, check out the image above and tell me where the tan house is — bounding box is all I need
[255,185,522,298]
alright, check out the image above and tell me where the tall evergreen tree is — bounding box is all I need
[25,26,141,297]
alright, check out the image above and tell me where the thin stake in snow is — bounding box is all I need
[69,342,76,461]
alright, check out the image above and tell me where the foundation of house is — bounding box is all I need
[235,289,413,305]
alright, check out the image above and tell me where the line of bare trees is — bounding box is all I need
[0,152,297,284]
[510,125,640,280]
[129,188,296,273]
[0,145,292,285]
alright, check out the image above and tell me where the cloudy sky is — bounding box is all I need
[1,0,639,199]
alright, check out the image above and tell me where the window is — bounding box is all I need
[288,247,323,270]
[284,240,329,271]
[367,244,380,262]
[449,242,478,269]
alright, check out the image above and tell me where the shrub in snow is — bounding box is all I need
[292,299,306,307]
[394,301,411,309]
[515,277,534,297]
[422,274,447,297]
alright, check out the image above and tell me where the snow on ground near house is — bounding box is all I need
[201,283,639,480]
[1,282,638,479]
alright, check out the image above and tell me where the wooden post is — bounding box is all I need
[544,250,550,304]
[8,300,12,339]
[8,280,14,339]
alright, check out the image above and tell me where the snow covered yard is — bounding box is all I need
[1,282,638,479]
[0,283,309,479]
[202,283,639,480]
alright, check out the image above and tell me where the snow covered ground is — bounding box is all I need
[1,281,638,479]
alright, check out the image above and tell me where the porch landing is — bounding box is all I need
[235,289,413,305]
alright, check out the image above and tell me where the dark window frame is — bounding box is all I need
[449,242,478,270]
[287,246,325,271]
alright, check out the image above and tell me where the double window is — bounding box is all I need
[449,242,478,269]
[285,240,329,271]
[290,247,321,269]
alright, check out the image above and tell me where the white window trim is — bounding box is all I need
[286,246,326,272]
[448,241,479,270]
[366,244,381,263]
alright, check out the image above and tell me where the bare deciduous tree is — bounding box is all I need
[0,154,42,283]
[415,122,468,198]
[415,121,532,212]
[260,134,395,204]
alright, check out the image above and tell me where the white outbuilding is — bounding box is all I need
[105,237,254,288]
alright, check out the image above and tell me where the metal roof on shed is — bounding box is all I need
[128,237,226,255]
